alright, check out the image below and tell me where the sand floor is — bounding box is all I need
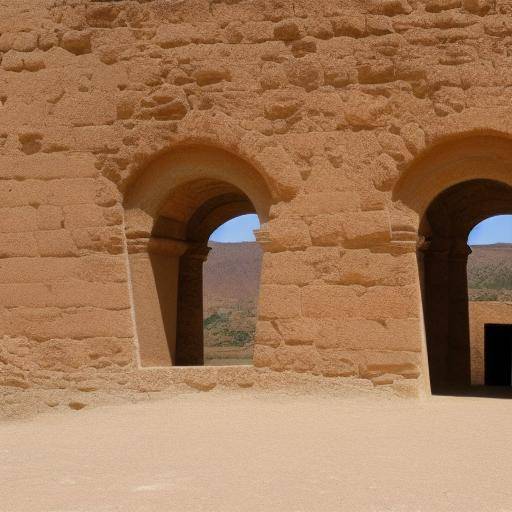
[2,391,512,512]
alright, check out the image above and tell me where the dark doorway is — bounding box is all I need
[485,324,512,386]
[417,179,512,392]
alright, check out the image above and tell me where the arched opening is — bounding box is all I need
[418,179,512,393]
[468,216,512,386]
[124,146,273,367]
[204,214,262,366]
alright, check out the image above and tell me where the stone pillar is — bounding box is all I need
[419,237,471,390]
[419,238,451,389]
[175,244,211,366]
[128,236,188,367]
[447,239,472,387]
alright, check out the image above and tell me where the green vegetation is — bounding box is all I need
[203,301,256,349]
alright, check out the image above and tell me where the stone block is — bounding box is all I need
[285,57,324,91]
[13,32,38,52]
[337,250,418,287]
[0,255,127,284]
[331,318,422,352]
[255,321,282,348]
[341,211,391,248]
[1,50,24,71]
[60,30,91,55]
[35,230,78,257]
[270,345,319,373]
[261,251,315,285]
[301,284,362,318]
[53,92,116,127]
[314,349,360,377]
[0,32,14,52]
[47,179,98,206]
[360,285,421,320]
[71,226,125,255]
[2,307,133,340]
[368,0,413,15]
[0,233,38,258]
[50,281,130,309]
[289,191,361,216]
[0,154,98,181]
[309,214,344,246]
[0,206,37,233]
[463,0,492,14]
[30,337,134,372]
[0,281,130,309]
[273,19,302,41]
[0,180,49,208]
[266,217,312,251]
[63,204,108,229]
[331,16,366,37]
[153,24,192,48]
[252,344,275,368]
[275,318,322,346]
[37,205,64,231]
[259,285,301,319]
[360,350,422,379]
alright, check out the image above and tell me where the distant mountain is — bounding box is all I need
[203,242,262,364]
[203,242,262,311]
[468,244,512,301]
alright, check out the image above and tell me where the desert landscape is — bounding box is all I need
[468,244,512,301]
[203,242,262,365]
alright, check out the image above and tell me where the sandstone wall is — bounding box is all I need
[2,0,512,401]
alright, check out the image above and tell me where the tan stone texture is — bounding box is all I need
[3,0,512,408]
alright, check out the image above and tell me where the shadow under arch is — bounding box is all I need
[123,144,274,367]
[394,134,512,393]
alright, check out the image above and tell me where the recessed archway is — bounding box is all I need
[418,179,512,392]
[393,134,512,393]
[123,145,273,367]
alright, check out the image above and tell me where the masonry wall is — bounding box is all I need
[2,0,512,398]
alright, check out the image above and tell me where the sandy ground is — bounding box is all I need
[2,391,512,512]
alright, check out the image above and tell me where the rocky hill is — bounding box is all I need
[203,242,262,365]
[468,244,512,301]
[203,242,262,311]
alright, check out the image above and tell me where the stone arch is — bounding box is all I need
[114,111,301,202]
[393,135,512,392]
[123,144,274,367]
[393,133,512,218]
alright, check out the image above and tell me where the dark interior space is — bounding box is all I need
[485,324,512,386]
[418,179,512,394]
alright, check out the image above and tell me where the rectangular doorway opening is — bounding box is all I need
[484,324,512,386]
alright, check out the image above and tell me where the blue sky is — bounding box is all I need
[210,214,260,242]
[210,214,512,245]
[468,215,512,245]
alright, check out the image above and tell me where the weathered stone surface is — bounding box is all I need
[3,0,511,405]
[259,285,301,320]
